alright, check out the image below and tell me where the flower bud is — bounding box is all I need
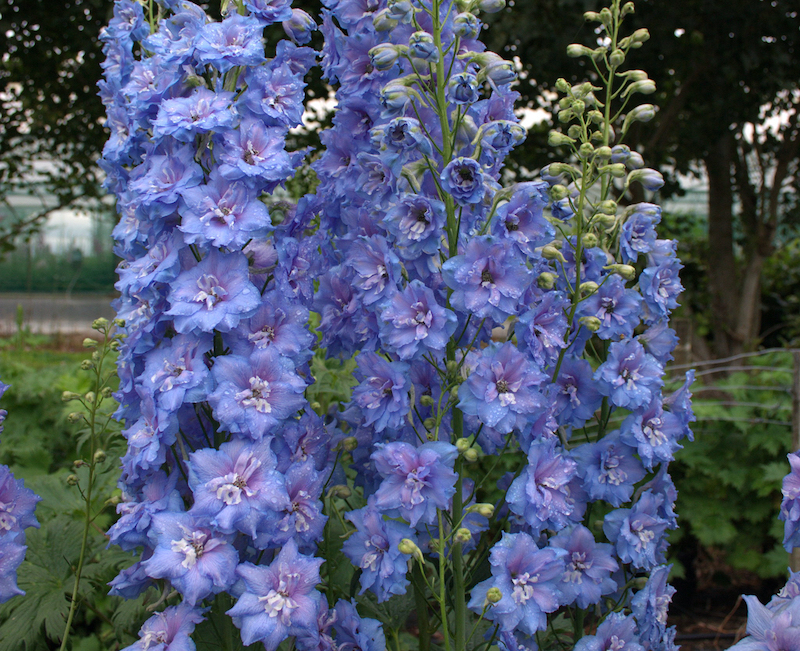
[84,392,96,404]
[101,386,114,398]
[73,459,87,468]
[555,77,570,93]
[579,142,594,158]
[628,151,645,169]
[454,528,473,543]
[93,449,107,464]
[468,503,495,518]
[373,9,399,31]
[423,417,436,430]
[588,110,604,124]
[579,316,602,332]
[62,391,81,402]
[67,412,83,423]
[455,438,471,453]
[328,484,352,499]
[67,474,79,486]
[548,131,574,147]
[487,587,503,604]
[482,58,516,85]
[369,43,401,71]
[541,246,566,263]
[464,447,479,462]
[92,317,109,331]
[420,394,435,407]
[580,281,599,295]
[446,360,459,375]
[546,163,574,177]
[537,272,557,290]
[605,264,637,280]
[582,233,599,248]
[595,213,618,228]
[627,168,664,191]
[595,146,613,159]
[453,12,481,39]
[557,109,574,123]
[583,11,601,21]
[113,318,125,327]
[311,401,322,412]
[409,31,439,63]
[602,163,627,178]
[342,436,358,452]
[621,2,635,16]
[83,337,98,349]
[572,99,585,114]
[599,200,617,215]
[398,538,424,561]
[387,0,414,22]
[478,0,505,13]
[109,339,121,351]
[282,9,316,45]
[624,80,656,97]
[609,49,625,67]
[566,43,593,58]
[632,28,650,43]
[567,124,582,139]
[628,104,656,122]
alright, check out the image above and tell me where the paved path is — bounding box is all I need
[0,293,116,335]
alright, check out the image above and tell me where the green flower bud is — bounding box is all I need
[632,28,650,43]
[328,485,352,499]
[602,163,627,178]
[92,350,101,363]
[621,2,635,17]
[579,316,602,332]
[101,386,114,398]
[311,401,322,412]
[454,528,473,544]
[549,184,569,201]
[580,281,599,295]
[464,447,479,462]
[571,99,585,114]
[566,43,593,58]
[93,449,107,464]
[80,359,94,370]
[62,391,81,402]
[67,412,83,423]
[423,417,436,430]
[599,200,617,215]
[595,213,618,228]
[605,264,637,281]
[420,394,435,407]
[83,338,98,349]
[547,163,574,177]
[557,108,574,123]
[555,78,570,93]
[399,538,424,561]
[84,392,96,404]
[487,587,503,604]
[548,131,575,147]
[579,142,594,158]
[455,438,471,453]
[477,0,505,13]
[541,246,566,263]
[618,69,648,81]
[538,272,557,290]
[624,79,656,96]
[342,436,358,452]
[567,124,582,139]
[113,318,126,327]
[446,360,459,375]
[73,459,87,468]
[92,317,109,331]
[595,146,613,159]
[109,339,121,351]
[468,503,495,518]
[609,49,625,67]
[373,8,398,31]
[582,233,599,248]
[67,474,79,486]
[583,10,601,21]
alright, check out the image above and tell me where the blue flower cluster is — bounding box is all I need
[0,379,41,603]
[100,0,695,648]
[99,1,380,649]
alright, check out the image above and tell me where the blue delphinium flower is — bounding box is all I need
[442,236,532,323]
[604,491,670,570]
[0,532,26,603]
[194,13,267,73]
[468,531,567,635]
[550,524,618,609]
[125,602,206,651]
[730,594,800,651]
[780,452,800,551]
[227,539,323,651]
[507,437,577,536]
[573,612,645,651]
[631,565,677,651]
[342,499,414,602]
[208,347,307,440]
[378,280,458,360]
[458,342,547,434]
[352,352,411,433]
[188,438,289,538]
[371,441,458,528]
[143,512,238,606]
[594,339,664,410]
[572,431,646,507]
[440,157,486,205]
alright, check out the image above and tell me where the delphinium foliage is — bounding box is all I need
[99,0,694,650]
[0,379,41,602]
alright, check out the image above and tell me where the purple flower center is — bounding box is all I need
[511,571,540,604]
[235,377,273,413]
[193,274,228,309]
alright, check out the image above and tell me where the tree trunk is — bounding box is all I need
[705,133,741,358]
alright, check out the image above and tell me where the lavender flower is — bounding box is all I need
[125,603,206,651]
